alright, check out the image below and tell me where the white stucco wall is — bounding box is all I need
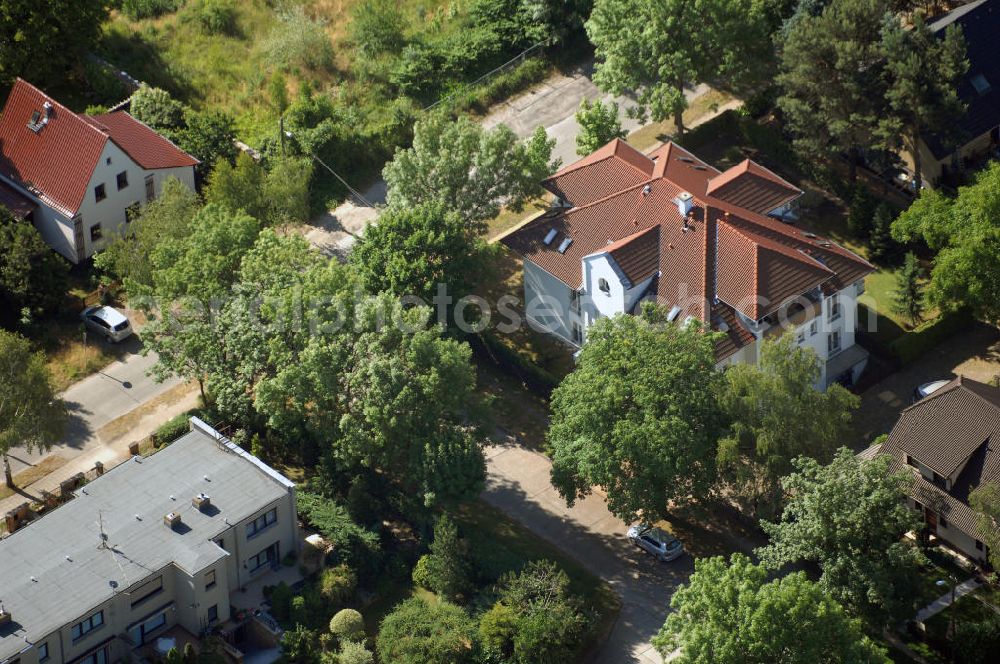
[523,259,576,345]
[66,142,196,262]
[582,254,626,323]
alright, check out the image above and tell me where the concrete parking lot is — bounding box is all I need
[853,322,1000,448]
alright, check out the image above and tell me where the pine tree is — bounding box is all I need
[847,185,876,239]
[892,252,924,328]
[868,202,899,263]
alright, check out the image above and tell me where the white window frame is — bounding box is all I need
[827,293,842,322]
[828,330,841,355]
[809,320,818,337]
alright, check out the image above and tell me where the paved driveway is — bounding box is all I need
[853,322,1000,447]
[484,439,692,664]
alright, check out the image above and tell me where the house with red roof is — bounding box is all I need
[501,138,875,388]
[0,79,198,264]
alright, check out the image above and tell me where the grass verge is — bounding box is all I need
[0,456,69,501]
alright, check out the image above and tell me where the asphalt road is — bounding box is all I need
[6,338,182,476]
[484,439,691,664]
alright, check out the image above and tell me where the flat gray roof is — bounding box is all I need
[0,420,292,661]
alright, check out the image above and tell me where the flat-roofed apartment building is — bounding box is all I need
[0,419,299,664]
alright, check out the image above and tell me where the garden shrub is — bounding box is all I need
[319,564,357,606]
[130,85,185,130]
[296,491,383,584]
[269,582,294,622]
[184,0,238,36]
[421,515,472,601]
[349,0,405,56]
[337,641,374,664]
[412,554,433,589]
[84,61,128,106]
[329,609,365,643]
[265,6,334,72]
[153,412,193,445]
[376,597,476,664]
[121,0,183,21]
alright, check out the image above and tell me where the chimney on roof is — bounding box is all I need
[0,603,11,626]
[674,192,694,217]
[43,101,52,118]
[193,493,211,512]
[164,512,182,530]
[642,184,652,197]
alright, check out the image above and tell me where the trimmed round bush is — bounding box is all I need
[329,609,364,643]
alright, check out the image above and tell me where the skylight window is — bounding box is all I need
[557,237,573,254]
[667,305,682,322]
[543,228,558,245]
[971,74,991,96]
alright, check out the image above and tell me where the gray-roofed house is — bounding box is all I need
[0,418,300,664]
[901,0,1000,187]
[862,376,1000,565]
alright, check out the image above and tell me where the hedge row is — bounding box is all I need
[888,309,973,365]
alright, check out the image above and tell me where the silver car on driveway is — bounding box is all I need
[80,305,133,343]
[627,524,684,562]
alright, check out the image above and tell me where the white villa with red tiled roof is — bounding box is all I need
[502,138,875,388]
[0,79,199,264]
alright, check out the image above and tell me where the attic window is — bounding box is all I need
[543,228,558,245]
[971,74,991,96]
[557,237,573,254]
[27,110,42,132]
[598,278,610,293]
[30,110,40,124]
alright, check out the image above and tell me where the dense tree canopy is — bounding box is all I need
[350,200,488,304]
[383,113,557,229]
[879,15,967,190]
[757,448,924,626]
[653,553,891,663]
[891,163,1000,322]
[547,305,724,522]
[586,0,773,133]
[0,211,69,325]
[377,597,476,664]
[717,334,859,517]
[0,1,108,88]
[777,0,889,177]
[94,178,202,292]
[779,0,967,182]
[0,330,66,487]
[480,560,589,664]
[574,99,626,156]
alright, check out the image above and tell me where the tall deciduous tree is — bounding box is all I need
[652,553,891,663]
[879,15,967,191]
[586,0,772,134]
[0,210,69,324]
[717,335,859,517]
[892,252,924,328]
[547,304,724,522]
[94,177,201,291]
[0,330,67,487]
[777,0,890,180]
[891,162,1000,322]
[969,482,1000,571]
[757,448,925,626]
[575,99,626,156]
[383,113,557,230]
[350,201,487,304]
[0,1,108,88]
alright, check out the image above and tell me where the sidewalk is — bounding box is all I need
[0,381,199,518]
[915,577,982,623]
